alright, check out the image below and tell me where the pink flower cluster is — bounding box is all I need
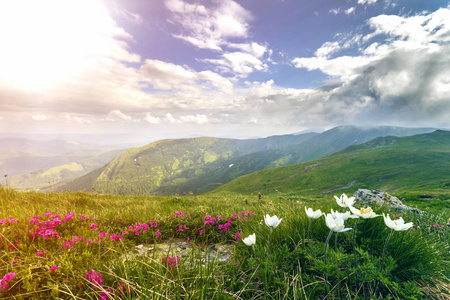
[29,214,62,240]
[61,235,84,250]
[89,223,98,231]
[204,215,220,226]
[162,256,180,269]
[218,222,231,232]
[1,272,16,291]
[128,222,149,236]
[85,269,103,290]
[109,234,123,241]
[48,265,59,272]
[178,225,189,231]
[36,250,48,257]
[0,217,19,225]
[173,211,184,217]
[63,212,76,222]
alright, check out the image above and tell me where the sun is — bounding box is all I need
[0,0,121,91]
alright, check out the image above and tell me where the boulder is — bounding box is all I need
[353,189,421,213]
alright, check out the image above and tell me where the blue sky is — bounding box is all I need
[0,0,449,143]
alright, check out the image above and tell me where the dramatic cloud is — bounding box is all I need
[166,0,269,78]
[279,7,450,127]
[165,0,252,51]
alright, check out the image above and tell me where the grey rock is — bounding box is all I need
[353,189,421,213]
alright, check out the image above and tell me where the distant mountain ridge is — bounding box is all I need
[56,125,437,195]
[55,133,317,194]
[212,130,450,196]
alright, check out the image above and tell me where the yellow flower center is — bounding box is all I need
[360,207,372,214]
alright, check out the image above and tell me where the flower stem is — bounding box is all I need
[353,218,359,268]
[306,218,311,245]
[335,232,339,251]
[324,230,333,265]
[268,227,273,262]
[381,229,394,269]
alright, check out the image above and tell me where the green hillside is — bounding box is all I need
[58,133,315,195]
[212,130,450,197]
[183,126,437,192]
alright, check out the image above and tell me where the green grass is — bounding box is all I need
[0,187,448,299]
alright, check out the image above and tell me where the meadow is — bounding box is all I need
[0,186,448,299]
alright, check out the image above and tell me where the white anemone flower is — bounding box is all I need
[330,209,356,221]
[264,214,282,229]
[305,207,322,219]
[334,193,355,208]
[325,214,352,233]
[242,233,256,246]
[349,206,380,219]
[383,213,413,231]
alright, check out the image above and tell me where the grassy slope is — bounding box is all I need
[212,130,450,202]
[180,126,439,194]
[58,134,316,195]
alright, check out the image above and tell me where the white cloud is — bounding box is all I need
[107,110,132,121]
[145,113,162,124]
[140,59,197,90]
[165,0,251,51]
[329,8,340,15]
[228,42,267,58]
[358,0,378,5]
[165,113,178,123]
[180,114,208,124]
[204,51,268,77]
[282,8,450,128]
[345,7,356,15]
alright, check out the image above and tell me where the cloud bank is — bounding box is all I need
[0,0,448,142]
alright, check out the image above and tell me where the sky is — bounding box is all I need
[0,0,449,144]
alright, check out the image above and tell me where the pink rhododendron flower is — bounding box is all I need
[89,223,98,231]
[1,272,16,291]
[48,265,59,272]
[154,230,161,237]
[36,250,48,257]
[99,287,112,300]
[110,234,123,241]
[162,256,180,269]
[85,270,103,290]
[97,231,108,239]
[80,215,87,220]
[117,280,132,297]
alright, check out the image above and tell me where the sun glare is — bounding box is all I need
[0,0,120,90]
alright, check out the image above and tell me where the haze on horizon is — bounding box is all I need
[0,0,449,144]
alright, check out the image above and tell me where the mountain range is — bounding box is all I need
[52,125,438,195]
[213,130,450,197]
[0,139,131,189]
